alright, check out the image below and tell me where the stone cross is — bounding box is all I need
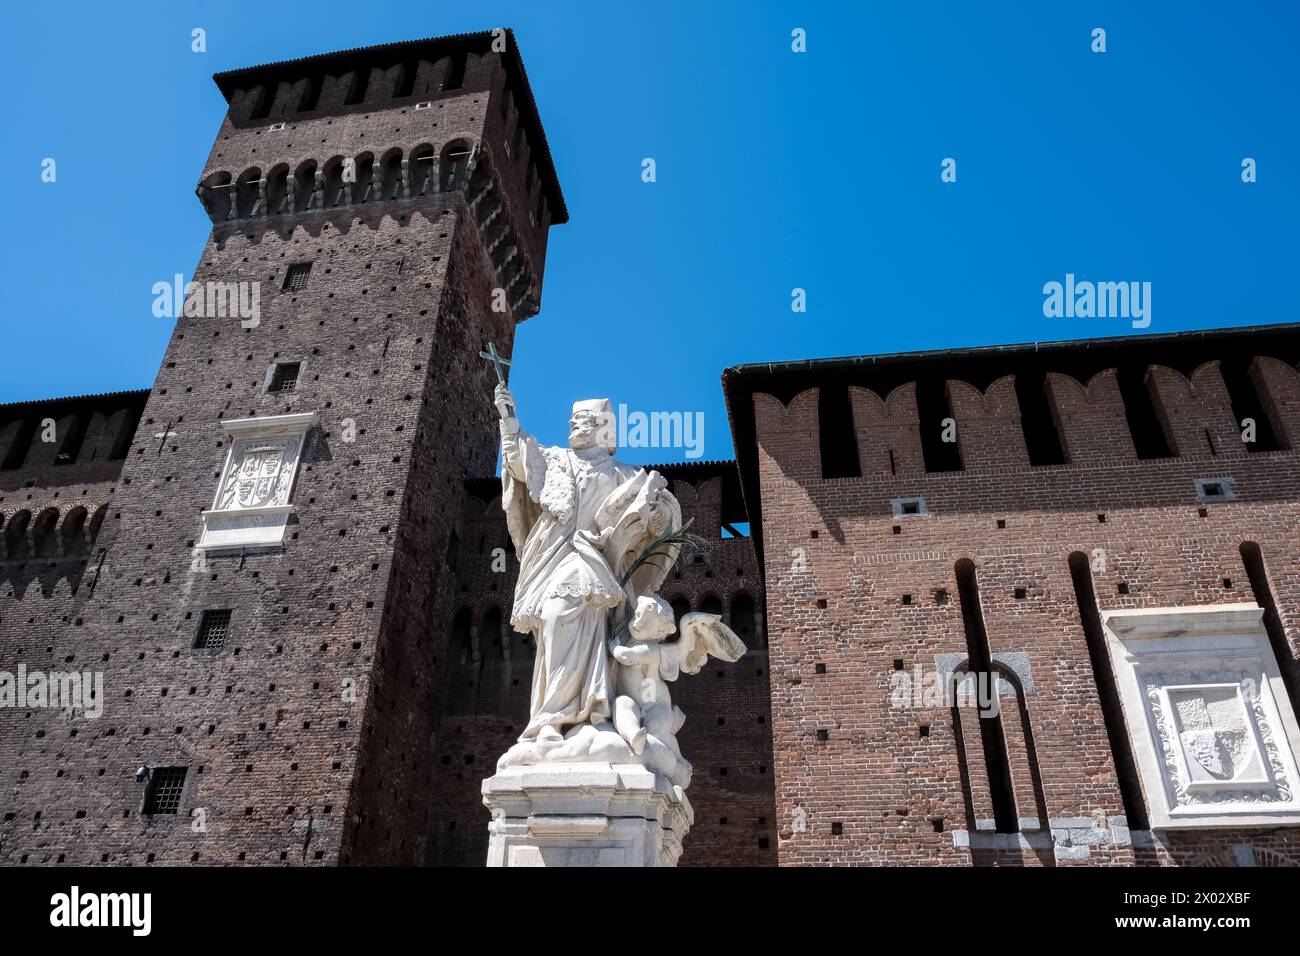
[479,341,513,417]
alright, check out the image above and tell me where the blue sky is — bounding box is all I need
[2,1,1296,461]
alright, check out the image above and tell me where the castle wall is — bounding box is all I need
[747,345,1300,866]
[0,35,562,867]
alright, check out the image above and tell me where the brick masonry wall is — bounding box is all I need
[753,357,1300,866]
[0,43,556,866]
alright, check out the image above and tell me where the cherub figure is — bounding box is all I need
[610,595,748,790]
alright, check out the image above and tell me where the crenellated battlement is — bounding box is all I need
[733,325,1296,475]
[201,30,565,321]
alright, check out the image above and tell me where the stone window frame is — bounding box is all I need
[196,411,318,553]
[264,358,306,394]
[891,495,929,518]
[139,765,191,818]
[1195,476,1235,502]
[1101,603,1300,829]
[280,261,313,293]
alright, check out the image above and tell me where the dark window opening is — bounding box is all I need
[269,363,301,393]
[1220,358,1282,452]
[393,60,418,98]
[1016,370,1066,465]
[108,408,138,461]
[344,68,370,105]
[143,766,187,815]
[194,609,232,651]
[55,415,88,465]
[818,385,860,479]
[283,262,312,292]
[1,419,37,470]
[730,594,759,647]
[1116,365,1172,459]
[297,73,324,112]
[1241,542,1300,716]
[442,52,467,91]
[918,377,962,472]
[249,86,272,120]
[1068,552,1148,829]
[954,559,1017,833]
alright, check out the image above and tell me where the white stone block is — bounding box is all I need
[1102,603,1300,830]
[482,762,694,867]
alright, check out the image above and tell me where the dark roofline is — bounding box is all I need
[0,388,150,416]
[211,29,568,224]
[724,321,1300,383]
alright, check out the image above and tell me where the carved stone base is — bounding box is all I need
[481,762,693,867]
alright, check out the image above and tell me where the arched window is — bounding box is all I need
[409,143,435,197]
[322,156,348,208]
[32,508,60,559]
[352,152,376,204]
[699,594,723,617]
[61,507,88,556]
[440,140,472,191]
[234,167,263,218]
[379,148,404,201]
[87,505,108,548]
[198,172,233,222]
[953,559,1018,832]
[264,164,290,215]
[450,607,473,665]
[292,161,317,213]
[5,510,30,560]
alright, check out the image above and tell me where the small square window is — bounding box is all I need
[143,766,187,815]
[283,262,312,292]
[892,496,928,517]
[269,362,301,393]
[194,609,232,650]
[1196,477,1234,502]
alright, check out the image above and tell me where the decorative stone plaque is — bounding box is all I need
[197,412,317,553]
[1102,603,1300,829]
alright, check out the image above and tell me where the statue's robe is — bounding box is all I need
[501,427,641,741]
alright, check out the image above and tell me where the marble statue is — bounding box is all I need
[488,378,747,794]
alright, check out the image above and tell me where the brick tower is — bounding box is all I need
[0,30,565,865]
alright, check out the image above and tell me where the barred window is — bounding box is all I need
[194,609,232,650]
[143,766,187,815]
[269,362,301,392]
[282,262,312,291]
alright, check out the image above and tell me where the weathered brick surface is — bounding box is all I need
[0,32,564,867]
[735,332,1300,866]
[5,30,1298,871]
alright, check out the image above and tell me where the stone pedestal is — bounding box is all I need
[481,762,694,867]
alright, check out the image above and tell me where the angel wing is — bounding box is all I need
[676,612,748,675]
